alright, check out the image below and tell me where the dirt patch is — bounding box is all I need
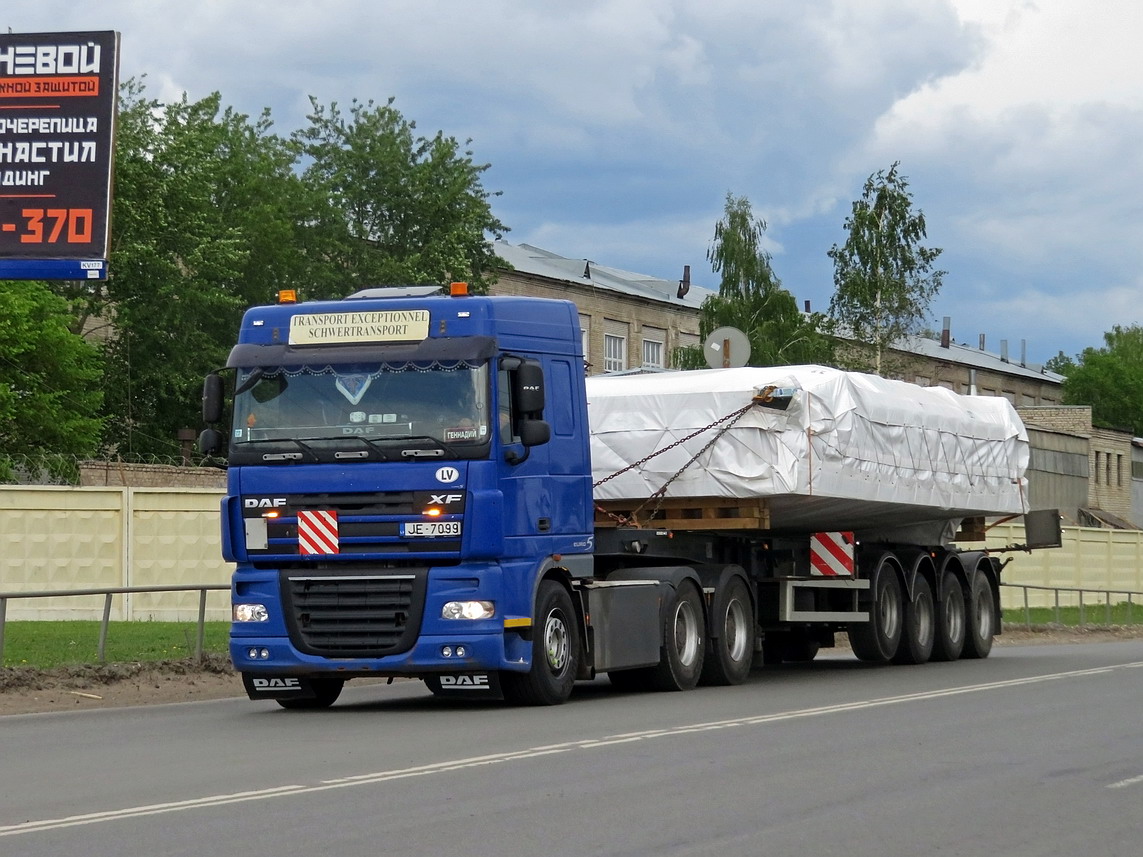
[0,653,244,716]
[3,626,1142,716]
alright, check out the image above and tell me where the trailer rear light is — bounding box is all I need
[234,603,270,622]
[441,600,495,620]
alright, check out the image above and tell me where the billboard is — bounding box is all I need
[0,31,120,280]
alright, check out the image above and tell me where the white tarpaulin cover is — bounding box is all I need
[587,366,1030,538]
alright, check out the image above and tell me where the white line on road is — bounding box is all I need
[4,659,1142,838]
[1107,774,1143,790]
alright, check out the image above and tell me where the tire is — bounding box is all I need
[501,580,579,706]
[700,576,754,686]
[849,557,903,663]
[650,583,706,691]
[608,667,657,692]
[276,678,344,710]
[893,574,935,665]
[963,571,996,659]
[931,571,966,662]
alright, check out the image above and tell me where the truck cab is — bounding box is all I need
[202,284,594,707]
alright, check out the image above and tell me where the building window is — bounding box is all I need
[604,334,627,373]
[642,338,664,369]
[1094,451,1102,484]
[915,375,931,387]
[578,314,591,369]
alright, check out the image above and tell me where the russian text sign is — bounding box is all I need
[0,31,120,279]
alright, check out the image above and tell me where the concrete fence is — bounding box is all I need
[0,486,232,621]
[3,486,1142,619]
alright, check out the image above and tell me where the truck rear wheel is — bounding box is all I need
[848,557,903,663]
[501,580,579,706]
[651,583,705,691]
[700,576,753,685]
[931,571,966,662]
[893,574,935,665]
[963,572,996,659]
[276,678,344,710]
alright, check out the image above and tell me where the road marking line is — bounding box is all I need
[4,659,1142,838]
[1107,774,1143,790]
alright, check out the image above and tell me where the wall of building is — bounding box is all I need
[494,270,702,374]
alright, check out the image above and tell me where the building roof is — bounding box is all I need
[493,240,717,311]
[894,334,1064,386]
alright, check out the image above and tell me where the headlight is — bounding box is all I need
[441,600,495,620]
[233,603,269,622]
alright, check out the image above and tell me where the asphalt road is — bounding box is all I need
[3,641,1142,857]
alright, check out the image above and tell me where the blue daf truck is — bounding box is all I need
[200,283,1059,708]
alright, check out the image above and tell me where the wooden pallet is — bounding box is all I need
[594,496,771,531]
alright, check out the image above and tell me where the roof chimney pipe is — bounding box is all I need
[676,265,691,299]
[1000,340,1009,363]
[940,316,951,349]
[1021,339,1027,368]
[804,299,811,313]
[979,334,986,351]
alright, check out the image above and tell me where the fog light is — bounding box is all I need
[455,645,467,657]
[247,647,259,660]
[259,648,270,660]
[234,603,269,622]
[441,646,453,658]
[441,600,495,620]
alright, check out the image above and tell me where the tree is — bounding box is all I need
[294,97,508,295]
[676,194,833,369]
[1054,325,1143,435]
[0,281,103,478]
[828,162,944,374]
[89,81,310,456]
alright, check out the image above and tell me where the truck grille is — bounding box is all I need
[282,569,427,657]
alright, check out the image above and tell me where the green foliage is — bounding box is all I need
[828,162,944,374]
[679,194,833,370]
[294,97,508,296]
[1056,325,1143,434]
[0,281,103,474]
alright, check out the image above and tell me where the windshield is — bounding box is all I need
[232,361,491,447]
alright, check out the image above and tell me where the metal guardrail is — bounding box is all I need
[0,585,229,664]
[1001,582,1140,630]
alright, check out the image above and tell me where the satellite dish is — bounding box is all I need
[703,327,751,369]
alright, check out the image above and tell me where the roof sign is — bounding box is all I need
[288,310,430,345]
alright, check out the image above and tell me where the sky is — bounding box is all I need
[6,0,1142,366]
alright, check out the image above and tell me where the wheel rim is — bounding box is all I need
[944,587,965,643]
[880,579,901,639]
[916,593,934,648]
[973,585,993,638]
[544,608,571,676]
[724,597,749,662]
[672,599,701,667]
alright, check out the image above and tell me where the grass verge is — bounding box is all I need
[1,621,230,669]
[1001,601,1140,629]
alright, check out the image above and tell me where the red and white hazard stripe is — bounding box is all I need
[809,531,854,577]
[298,510,339,555]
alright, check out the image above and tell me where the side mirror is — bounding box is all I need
[198,428,224,456]
[513,360,545,415]
[518,419,551,448]
[202,373,224,423]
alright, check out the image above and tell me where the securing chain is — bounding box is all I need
[593,402,755,527]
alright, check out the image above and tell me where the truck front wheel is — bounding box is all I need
[501,580,579,706]
[276,678,344,710]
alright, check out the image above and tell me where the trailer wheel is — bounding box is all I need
[276,678,344,710]
[963,572,996,660]
[501,580,579,706]
[848,557,903,663]
[651,583,706,691]
[893,574,935,665]
[931,571,966,662]
[700,576,753,686]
